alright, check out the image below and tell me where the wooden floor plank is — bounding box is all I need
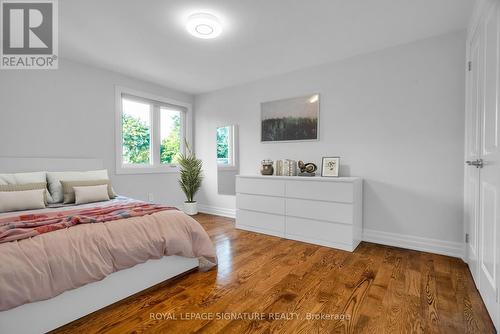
[52,213,496,334]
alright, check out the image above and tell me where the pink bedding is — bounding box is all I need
[0,198,217,311]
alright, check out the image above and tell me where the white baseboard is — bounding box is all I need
[198,204,465,259]
[363,228,465,259]
[198,204,236,218]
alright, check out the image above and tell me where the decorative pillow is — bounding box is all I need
[0,182,49,204]
[61,179,116,204]
[74,185,110,205]
[0,189,46,213]
[0,171,54,203]
[46,170,116,204]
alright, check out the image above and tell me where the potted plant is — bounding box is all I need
[177,142,203,215]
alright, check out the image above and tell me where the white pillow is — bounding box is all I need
[74,184,110,205]
[0,189,46,213]
[0,171,46,185]
[0,171,54,203]
[46,169,114,204]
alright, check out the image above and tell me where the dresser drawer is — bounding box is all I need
[285,198,353,224]
[236,209,285,237]
[286,216,354,246]
[236,193,285,215]
[236,177,285,197]
[286,180,353,203]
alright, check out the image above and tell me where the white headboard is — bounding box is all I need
[0,157,104,173]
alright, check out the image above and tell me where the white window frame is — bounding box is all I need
[217,124,238,171]
[115,86,192,174]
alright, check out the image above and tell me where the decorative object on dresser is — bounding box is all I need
[298,161,317,176]
[260,160,274,175]
[178,142,203,215]
[261,94,319,142]
[321,157,340,177]
[235,175,362,251]
[274,160,283,176]
[282,159,298,176]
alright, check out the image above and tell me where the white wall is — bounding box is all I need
[0,59,194,207]
[194,31,466,244]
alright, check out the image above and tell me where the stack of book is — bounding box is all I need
[274,159,297,176]
[275,160,283,176]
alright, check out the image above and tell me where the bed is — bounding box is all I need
[0,157,216,334]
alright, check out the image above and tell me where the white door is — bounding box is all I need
[466,2,500,328]
[465,15,483,288]
[478,2,500,327]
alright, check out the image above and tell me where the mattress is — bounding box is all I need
[0,197,217,311]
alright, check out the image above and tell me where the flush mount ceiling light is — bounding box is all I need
[186,13,222,39]
[308,94,319,104]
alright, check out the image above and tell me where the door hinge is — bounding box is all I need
[465,233,470,243]
[468,61,472,71]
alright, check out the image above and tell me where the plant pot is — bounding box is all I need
[183,201,198,215]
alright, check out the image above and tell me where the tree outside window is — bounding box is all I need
[217,126,230,165]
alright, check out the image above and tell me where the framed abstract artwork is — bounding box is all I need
[261,94,319,142]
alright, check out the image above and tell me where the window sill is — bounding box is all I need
[116,165,180,175]
[217,165,238,171]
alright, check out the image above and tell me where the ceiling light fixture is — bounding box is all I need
[186,13,222,39]
[308,94,319,103]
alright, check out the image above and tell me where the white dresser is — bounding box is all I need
[236,175,363,252]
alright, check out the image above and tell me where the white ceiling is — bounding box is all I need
[60,0,474,94]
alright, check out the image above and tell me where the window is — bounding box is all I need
[160,108,182,165]
[121,99,152,165]
[116,87,191,174]
[217,125,237,169]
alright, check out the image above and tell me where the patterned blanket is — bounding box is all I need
[0,201,176,243]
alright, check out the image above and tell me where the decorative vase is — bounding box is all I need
[183,201,198,215]
[260,160,274,175]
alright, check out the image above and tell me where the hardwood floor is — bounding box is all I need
[54,214,495,334]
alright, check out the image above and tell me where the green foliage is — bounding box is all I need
[160,113,181,164]
[216,126,229,159]
[122,112,182,165]
[177,142,203,203]
[122,114,150,164]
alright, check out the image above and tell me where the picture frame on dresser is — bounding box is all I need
[321,157,340,177]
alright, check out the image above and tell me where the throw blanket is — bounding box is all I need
[0,201,176,243]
